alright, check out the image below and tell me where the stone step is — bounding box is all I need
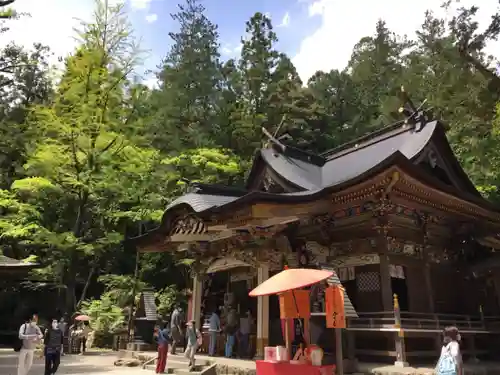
[144,363,207,374]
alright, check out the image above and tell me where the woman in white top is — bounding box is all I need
[440,326,462,375]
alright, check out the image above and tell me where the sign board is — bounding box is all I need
[325,285,346,328]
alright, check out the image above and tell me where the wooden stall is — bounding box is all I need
[130,94,500,366]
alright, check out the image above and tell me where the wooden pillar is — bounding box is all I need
[256,263,270,358]
[491,273,500,311]
[466,335,479,363]
[380,254,393,311]
[191,274,203,329]
[424,263,435,313]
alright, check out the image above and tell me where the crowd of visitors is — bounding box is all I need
[207,307,254,359]
[14,307,463,375]
[16,313,94,375]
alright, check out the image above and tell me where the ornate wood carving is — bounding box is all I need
[169,214,207,236]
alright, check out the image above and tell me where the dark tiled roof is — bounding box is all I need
[137,291,157,321]
[0,255,37,268]
[261,121,436,190]
[166,193,239,213]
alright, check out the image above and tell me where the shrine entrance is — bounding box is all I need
[196,257,260,357]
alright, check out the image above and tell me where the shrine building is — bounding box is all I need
[132,103,500,365]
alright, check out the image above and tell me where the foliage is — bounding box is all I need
[0,0,500,332]
[156,285,184,320]
[80,294,124,333]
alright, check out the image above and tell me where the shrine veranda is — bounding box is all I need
[132,113,500,365]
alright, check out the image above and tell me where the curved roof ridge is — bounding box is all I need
[322,120,410,160]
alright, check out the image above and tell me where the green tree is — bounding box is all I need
[0,43,53,188]
[150,0,221,152]
[7,0,164,313]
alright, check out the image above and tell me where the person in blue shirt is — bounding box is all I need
[154,323,171,374]
[208,309,220,356]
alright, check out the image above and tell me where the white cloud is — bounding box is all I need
[278,12,290,28]
[143,76,158,89]
[145,13,157,23]
[130,0,151,10]
[233,44,242,54]
[221,45,232,55]
[293,0,500,82]
[0,0,95,67]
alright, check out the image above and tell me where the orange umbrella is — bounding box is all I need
[74,314,91,321]
[249,267,333,297]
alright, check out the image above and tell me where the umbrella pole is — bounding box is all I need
[285,318,291,359]
[291,290,305,343]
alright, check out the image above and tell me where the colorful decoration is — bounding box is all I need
[325,285,346,328]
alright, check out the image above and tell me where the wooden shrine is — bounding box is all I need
[131,92,500,366]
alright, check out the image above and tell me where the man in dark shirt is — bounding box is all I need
[170,306,183,354]
[44,318,63,375]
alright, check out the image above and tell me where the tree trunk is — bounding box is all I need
[76,260,98,309]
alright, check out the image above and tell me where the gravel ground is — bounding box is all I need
[0,349,146,375]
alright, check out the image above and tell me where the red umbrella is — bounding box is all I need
[74,314,91,321]
[249,267,333,297]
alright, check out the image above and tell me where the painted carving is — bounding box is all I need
[329,254,380,268]
[170,215,207,236]
[206,257,252,273]
[306,242,328,264]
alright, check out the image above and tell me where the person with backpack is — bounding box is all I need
[435,326,462,375]
[17,314,43,375]
[154,322,171,374]
[43,318,64,375]
[184,320,202,370]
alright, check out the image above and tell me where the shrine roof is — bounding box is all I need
[160,119,491,216]
[0,254,38,271]
[131,118,500,249]
[249,120,480,197]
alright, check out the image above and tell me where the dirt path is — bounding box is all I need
[0,349,145,375]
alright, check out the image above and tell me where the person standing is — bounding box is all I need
[238,310,252,358]
[154,323,171,374]
[208,309,220,356]
[17,314,43,375]
[224,307,238,358]
[43,318,64,375]
[436,326,462,375]
[170,306,183,355]
[58,316,68,356]
[184,320,201,370]
[80,321,92,354]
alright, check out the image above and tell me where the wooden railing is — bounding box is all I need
[344,311,500,332]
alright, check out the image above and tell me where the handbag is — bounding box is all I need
[196,330,203,346]
[435,344,458,375]
[13,324,26,352]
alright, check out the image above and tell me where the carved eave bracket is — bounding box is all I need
[370,171,400,236]
[414,211,430,246]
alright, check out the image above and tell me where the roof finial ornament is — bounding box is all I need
[179,177,201,194]
[398,86,432,131]
[262,114,288,153]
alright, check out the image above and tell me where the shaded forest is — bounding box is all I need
[0,0,500,332]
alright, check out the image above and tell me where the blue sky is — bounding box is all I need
[129,0,321,81]
[1,0,499,85]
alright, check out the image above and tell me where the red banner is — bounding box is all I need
[325,285,346,328]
